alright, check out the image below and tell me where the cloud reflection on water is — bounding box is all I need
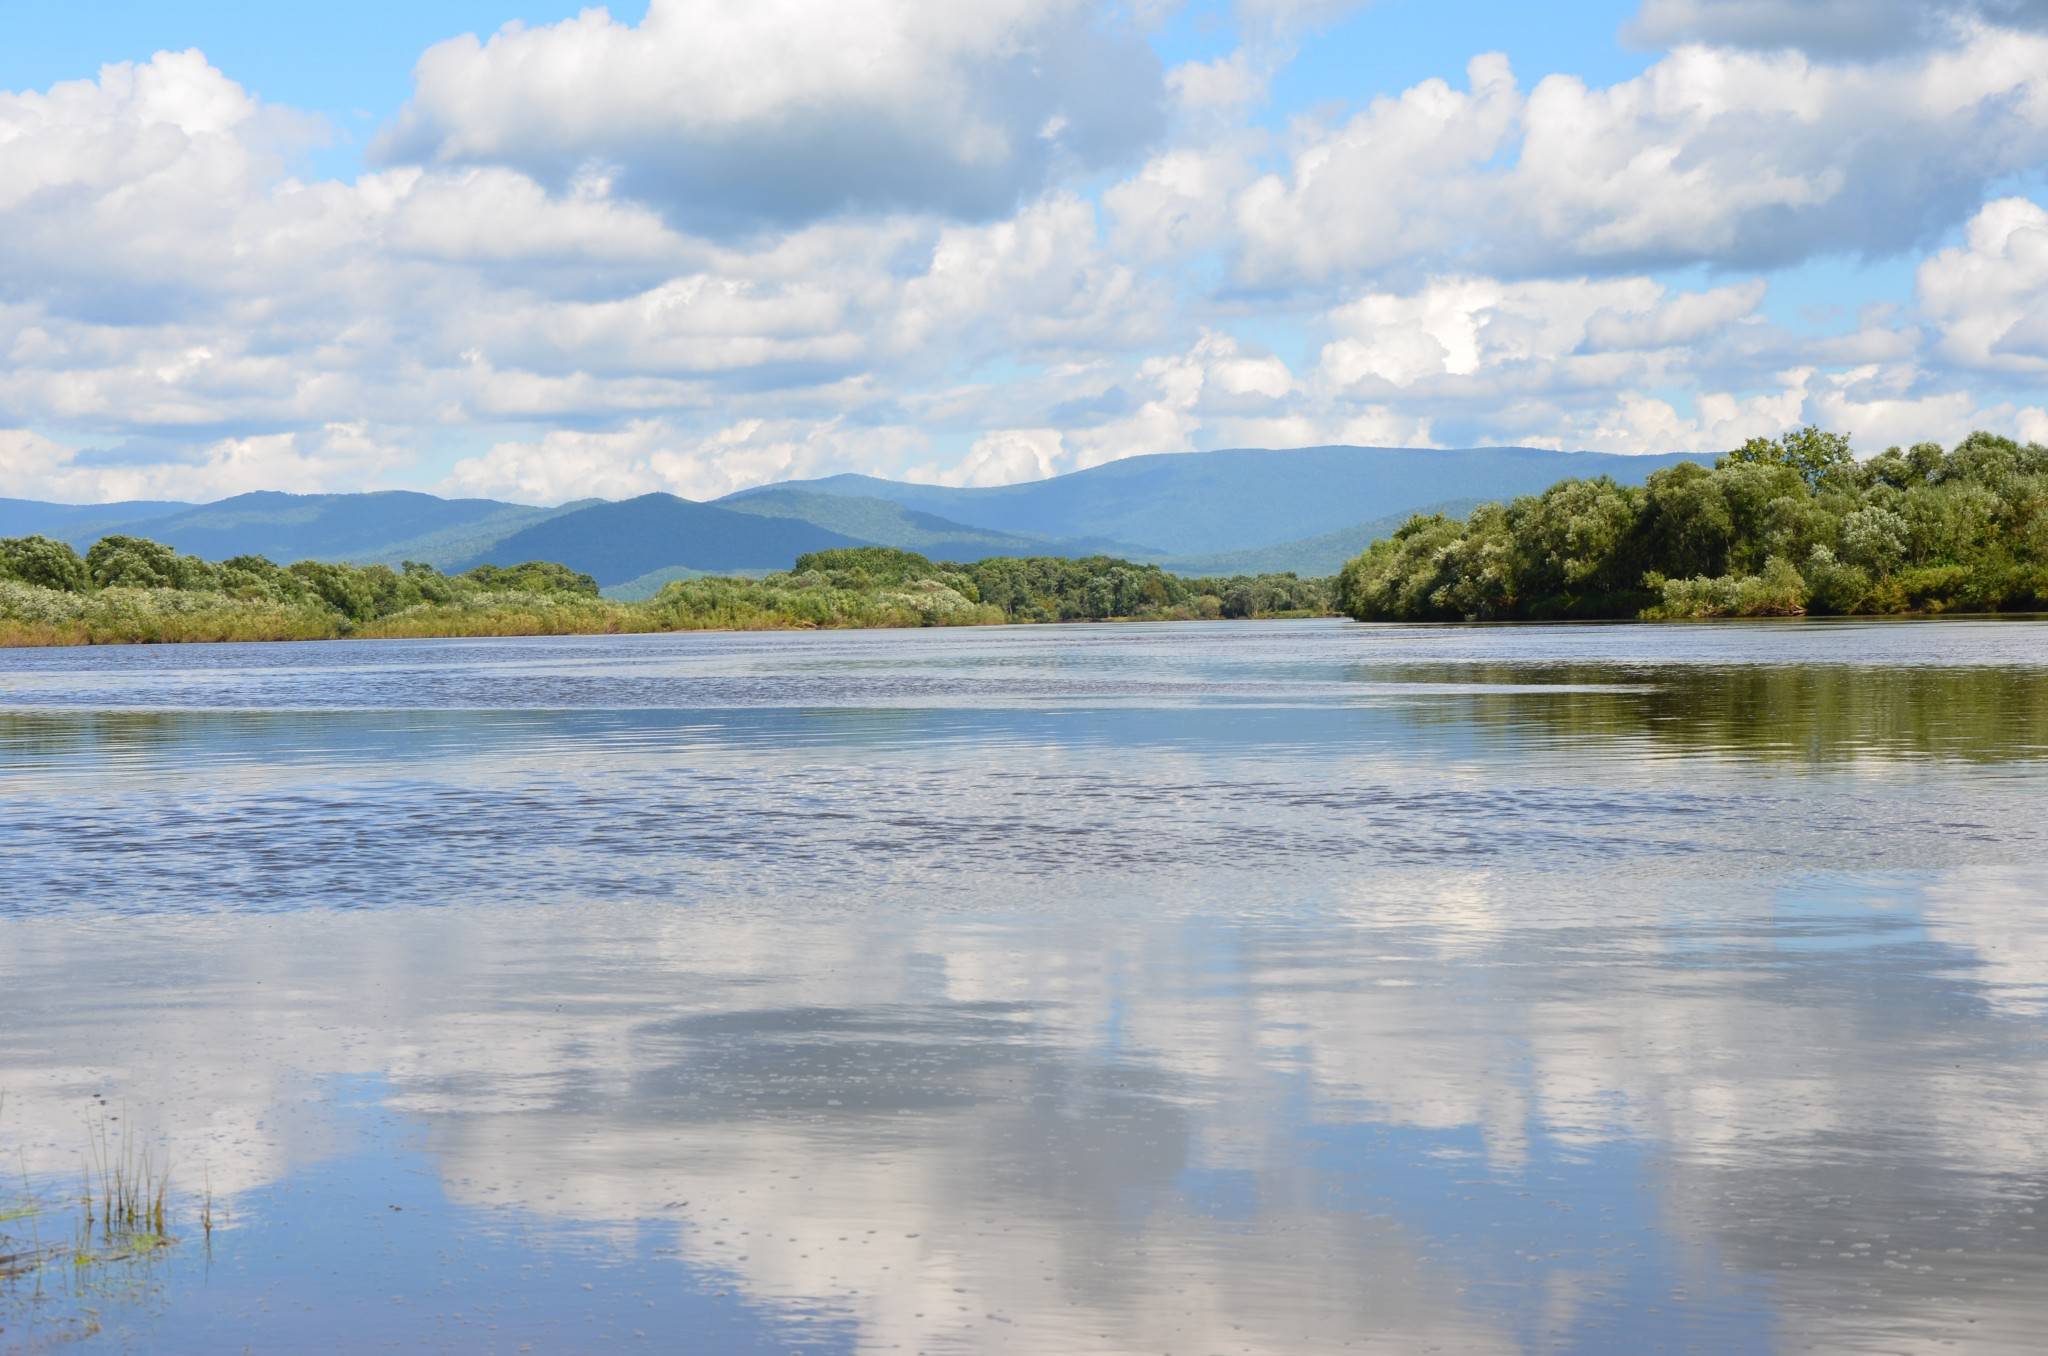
[3,619,2047,1352]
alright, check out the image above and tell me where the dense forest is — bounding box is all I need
[0,535,1330,646]
[1337,429,2048,621]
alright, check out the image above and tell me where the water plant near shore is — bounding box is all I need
[1,1111,187,1299]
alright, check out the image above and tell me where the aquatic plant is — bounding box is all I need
[1,1109,189,1296]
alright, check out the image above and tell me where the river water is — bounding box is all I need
[2,618,2045,1353]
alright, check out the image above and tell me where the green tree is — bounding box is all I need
[1720,425,1856,491]
[86,535,183,589]
[0,535,90,592]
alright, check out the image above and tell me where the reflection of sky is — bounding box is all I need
[4,619,2048,1352]
[40,1076,860,1355]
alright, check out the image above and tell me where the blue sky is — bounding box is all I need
[2,0,2045,503]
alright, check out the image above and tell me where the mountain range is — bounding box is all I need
[2,445,1703,590]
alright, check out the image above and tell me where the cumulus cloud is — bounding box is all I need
[3,9,2045,504]
[440,417,929,503]
[1234,54,1520,283]
[890,194,1167,359]
[1166,52,1268,115]
[1106,144,1260,262]
[1298,271,2048,455]
[374,0,1166,233]
[0,423,407,503]
[907,428,1069,486]
[1315,274,1766,394]
[1916,196,2048,373]
[1233,33,2048,284]
[1624,0,2048,57]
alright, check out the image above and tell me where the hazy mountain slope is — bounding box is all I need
[1158,500,1490,576]
[8,446,1713,580]
[55,491,554,564]
[756,446,1704,556]
[1,498,191,540]
[352,500,597,568]
[453,493,869,585]
[717,487,1154,559]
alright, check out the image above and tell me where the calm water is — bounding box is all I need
[2,618,2046,1353]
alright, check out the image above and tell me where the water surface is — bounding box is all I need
[3,619,2046,1352]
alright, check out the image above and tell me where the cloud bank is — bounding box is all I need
[1,3,2044,502]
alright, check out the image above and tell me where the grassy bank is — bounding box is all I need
[1337,429,2048,622]
[0,540,1333,648]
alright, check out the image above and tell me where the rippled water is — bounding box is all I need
[2,618,2045,1353]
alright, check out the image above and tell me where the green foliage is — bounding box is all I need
[86,535,210,590]
[1339,430,2048,622]
[794,546,949,585]
[0,535,90,592]
[1720,425,1857,492]
[461,560,600,597]
[2,534,1335,647]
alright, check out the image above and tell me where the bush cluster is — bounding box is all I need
[1,535,1333,646]
[1336,429,2048,621]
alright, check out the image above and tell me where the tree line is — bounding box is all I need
[1336,429,2048,621]
[0,534,1331,646]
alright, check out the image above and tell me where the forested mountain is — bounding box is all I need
[0,497,188,540]
[717,488,1103,559]
[1156,501,1487,577]
[7,490,566,565]
[452,493,870,585]
[725,446,1703,556]
[6,445,1710,581]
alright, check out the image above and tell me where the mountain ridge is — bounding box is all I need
[4,445,1709,581]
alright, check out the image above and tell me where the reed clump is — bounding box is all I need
[2,1113,193,1297]
[75,1119,174,1264]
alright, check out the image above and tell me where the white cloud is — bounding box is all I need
[1624,0,2048,56]
[1166,53,1267,114]
[1,12,2043,504]
[891,194,1165,358]
[440,417,930,504]
[1106,144,1259,261]
[0,422,407,503]
[1317,275,1713,393]
[375,0,1166,232]
[1802,362,2004,449]
[1233,32,2048,284]
[1581,280,1769,351]
[908,428,1068,486]
[1916,197,2048,373]
[1234,54,1520,283]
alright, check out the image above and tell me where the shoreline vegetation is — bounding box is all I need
[6,428,2043,648]
[0,540,1332,648]
[1337,429,2048,622]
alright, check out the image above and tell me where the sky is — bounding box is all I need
[2,0,2047,505]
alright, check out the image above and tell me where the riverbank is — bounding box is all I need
[1335,430,2047,623]
[0,544,1335,649]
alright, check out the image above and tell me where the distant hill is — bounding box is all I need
[34,491,562,566]
[5,446,1714,583]
[718,487,1147,560]
[1158,500,1489,577]
[1,497,189,541]
[452,493,869,585]
[747,446,1704,557]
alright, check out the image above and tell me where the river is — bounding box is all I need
[3,618,2045,1352]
